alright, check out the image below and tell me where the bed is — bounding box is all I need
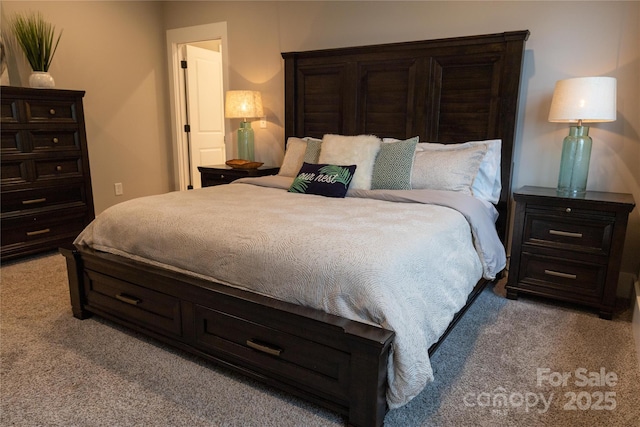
[62,30,529,427]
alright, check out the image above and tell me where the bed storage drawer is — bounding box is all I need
[83,270,183,338]
[194,303,351,403]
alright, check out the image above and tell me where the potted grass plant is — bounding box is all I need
[10,11,62,88]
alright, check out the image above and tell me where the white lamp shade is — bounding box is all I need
[548,77,617,123]
[225,90,264,119]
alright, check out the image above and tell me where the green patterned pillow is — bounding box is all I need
[303,138,322,163]
[371,137,419,190]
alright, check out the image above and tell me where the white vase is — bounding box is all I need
[29,71,55,88]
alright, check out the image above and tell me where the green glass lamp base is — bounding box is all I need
[557,126,592,197]
[237,120,255,161]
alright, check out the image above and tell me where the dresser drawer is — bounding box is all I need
[518,252,606,302]
[25,99,78,123]
[1,184,86,214]
[84,270,182,337]
[1,129,25,153]
[195,304,350,402]
[1,158,29,184]
[35,156,83,181]
[1,98,20,123]
[1,210,88,247]
[523,209,613,255]
[31,129,81,151]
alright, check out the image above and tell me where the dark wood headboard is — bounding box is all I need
[282,30,529,242]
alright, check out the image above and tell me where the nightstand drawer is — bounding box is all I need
[518,252,606,300]
[83,270,183,337]
[524,210,613,255]
[199,165,280,187]
[202,171,237,186]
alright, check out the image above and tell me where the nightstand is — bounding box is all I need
[506,186,635,319]
[198,165,280,187]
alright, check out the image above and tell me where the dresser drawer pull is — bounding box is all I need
[549,229,583,238]
[26,228,50,236]
[220,174,225,179]
[49,108,56,115]
[22,198,47,205]
[52,137,59,143]
[115,293,142,305]
[56,165,62,171]
[544,269,577,280]
[246,339,282,357]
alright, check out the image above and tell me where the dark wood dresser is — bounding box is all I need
[1,86,95,261]
[198,164,280,187]
[506,186,635,319]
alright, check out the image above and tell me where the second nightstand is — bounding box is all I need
[506,186,635,319]
[198,165,280,187]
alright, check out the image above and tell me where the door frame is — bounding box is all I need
[166,22,230,191]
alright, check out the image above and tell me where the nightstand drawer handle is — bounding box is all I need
[22,198,47,205]
[115,293,142,305]
[549,229,583,238]
[544,269,577,280]
[246,339,282,357]
[26,228,50,237]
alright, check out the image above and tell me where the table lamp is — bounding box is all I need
[225,90,264,161]
[548,77,617,196]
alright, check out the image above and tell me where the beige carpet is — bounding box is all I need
[1,252,639,426]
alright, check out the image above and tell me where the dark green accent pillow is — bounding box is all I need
[288,162,357,198]
[371,137,419,189]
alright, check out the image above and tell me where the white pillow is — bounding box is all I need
[319,134,382,190]
[279,137,308,177]
[411,144,488,195]
[417,139,502,203]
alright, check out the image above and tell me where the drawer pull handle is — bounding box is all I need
[565,207,572,213]
[22,198,47,205]
[220,174,225,179]
[246,339,282,357]
[115,293,142,305]
[544,269,577,280]
[52,137,59,143]
[49,108,56,115]
[549,229,583,238]
[26,228,50,237]
[56,165,62,172]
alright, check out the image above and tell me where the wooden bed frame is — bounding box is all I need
[63,31,528,427]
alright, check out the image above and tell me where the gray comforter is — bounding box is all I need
[74,175,506,408]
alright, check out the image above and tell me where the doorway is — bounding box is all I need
[166,22,230,191]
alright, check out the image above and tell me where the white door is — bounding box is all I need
[183,44,225,189]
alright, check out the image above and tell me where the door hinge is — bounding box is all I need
[184,124,190,132]
[181,60,187,69]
